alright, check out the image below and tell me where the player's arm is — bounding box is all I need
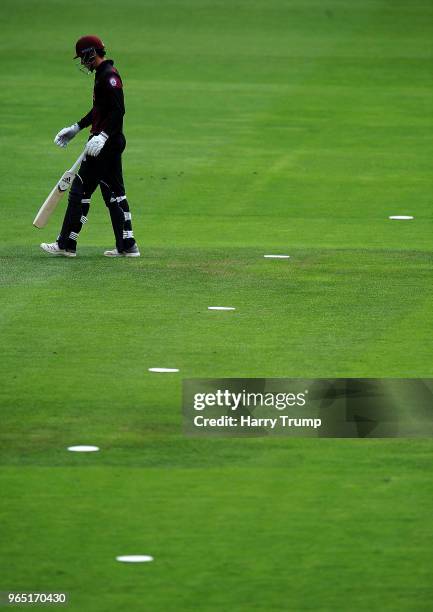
[54,109,93,148]
[77,108,93,130]
[86,76,124,156]
[103,81,125,136]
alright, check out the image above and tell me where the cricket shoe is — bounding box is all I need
[40,242,76,257]
[103,244,141,257]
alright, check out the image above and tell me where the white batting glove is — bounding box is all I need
[54,123,80,148]
[86,132,108,157]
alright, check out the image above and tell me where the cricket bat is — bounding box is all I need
[33,151,85,228]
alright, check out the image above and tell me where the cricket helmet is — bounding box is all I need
[74,35,105,59]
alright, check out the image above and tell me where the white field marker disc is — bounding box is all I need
[208,306,236,311]
[67,445,100,452]
[389,216,414,220]
[264,254,290,259]
[116,555,154,563]
[148,367,179,373]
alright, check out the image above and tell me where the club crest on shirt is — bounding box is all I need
[109,77,120,87]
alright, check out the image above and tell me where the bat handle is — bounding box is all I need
[69,150,86,174]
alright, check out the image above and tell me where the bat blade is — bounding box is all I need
[33,151,85,229]
[33,171,75,229]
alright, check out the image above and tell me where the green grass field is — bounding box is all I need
[1,0,433,609]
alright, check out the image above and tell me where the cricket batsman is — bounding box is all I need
[41,35,140,257]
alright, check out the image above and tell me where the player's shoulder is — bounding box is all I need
[100,60,123,89]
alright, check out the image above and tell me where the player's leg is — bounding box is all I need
[41,157,99,256]
[100,180,125,253]
[57,158,99,252]
[100,189,140,257]
[99,136,139,257]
